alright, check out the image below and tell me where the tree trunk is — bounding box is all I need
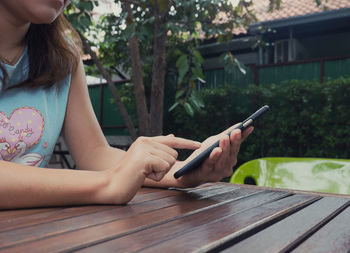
[123,2,150,136]
[149,22,168,136]
[148,0,171,136]
[80,34,138,140]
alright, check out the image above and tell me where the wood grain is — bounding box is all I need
[0,205,114,233]
[137,194,317,253]
[73,190,291,253]
[0,185,256,252]
[292,205,350,253]
[221,196,350,253]
[0,183,349,253]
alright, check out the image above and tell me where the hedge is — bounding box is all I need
[164,77,350,169]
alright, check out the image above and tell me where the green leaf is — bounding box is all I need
[234,58,247,75]
[189,96,201,111]
[124,23,136,39]
[143,16,155,25]
[175,89,185,99]
[197,77,206,83]
[176,54,189,85]
[193,50,204,64]
[190,91,204,109]
[176,54,187,68]
[184,102,194,117]
[78,14,91,30]
[219,52,247,75]
[77,1,94,11]
[192,67,206,82]
[168,102,179,112]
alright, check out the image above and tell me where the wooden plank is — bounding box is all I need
[0,208,61,219]
[0,186,162,221]
[0,185,252,250]
[230,183,350,199]
[221,196,350,253]
[137,187,161,194]
[131,183,225,203]
[0,186,183,224]
[0,187,266,252]
[0,188,190,233]
[130,188,184,203]
[135,194,318,253]
[67,190,291,253]
[182,184,242,200]
[291,206,350,253]
[0,205,114,233]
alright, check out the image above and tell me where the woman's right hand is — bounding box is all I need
[99,135,201,204]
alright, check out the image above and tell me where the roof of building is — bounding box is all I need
[253,0,350,23]
[234,0,350,34]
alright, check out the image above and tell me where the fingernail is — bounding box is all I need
[215,147,222,157]
[233,129,241,140]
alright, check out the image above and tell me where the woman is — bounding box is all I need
[0,0,253,209]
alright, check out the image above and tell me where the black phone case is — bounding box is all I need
[174,105,270,179]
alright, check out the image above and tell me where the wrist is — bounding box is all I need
[80,170,111,204]
[95,168,146,204]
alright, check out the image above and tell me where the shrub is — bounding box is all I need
[164,77,350,169]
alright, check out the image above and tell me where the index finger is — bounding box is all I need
[152,135,201,150]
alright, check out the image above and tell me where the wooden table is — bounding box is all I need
[1,183,350,252]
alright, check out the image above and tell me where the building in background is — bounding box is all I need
[200,0,350,87]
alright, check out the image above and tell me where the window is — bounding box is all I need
[274,39,296,63]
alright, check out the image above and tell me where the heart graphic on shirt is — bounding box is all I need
[0,107,44,161]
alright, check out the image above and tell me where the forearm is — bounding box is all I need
[0,161,109,209]
[74,145,126,171]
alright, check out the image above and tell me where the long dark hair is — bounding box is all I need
[0,14,81,90]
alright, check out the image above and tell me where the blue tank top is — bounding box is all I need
[0,48,71,167]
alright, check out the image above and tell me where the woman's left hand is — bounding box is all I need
[172,124,254,188]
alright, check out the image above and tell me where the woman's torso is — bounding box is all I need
[0,48,71,167]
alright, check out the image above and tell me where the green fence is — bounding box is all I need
[325,58,350,80]
[203,56,350,87]
[258,62,320,85]
[203,66,255,89]
[88,82,135,136]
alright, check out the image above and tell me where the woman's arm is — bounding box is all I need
[62,60,126,171]
[0,133,199,209]
[0,160,109,209]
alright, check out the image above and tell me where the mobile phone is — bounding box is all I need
[174,105,270,179]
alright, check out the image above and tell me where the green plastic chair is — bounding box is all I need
[230,157,350,195]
